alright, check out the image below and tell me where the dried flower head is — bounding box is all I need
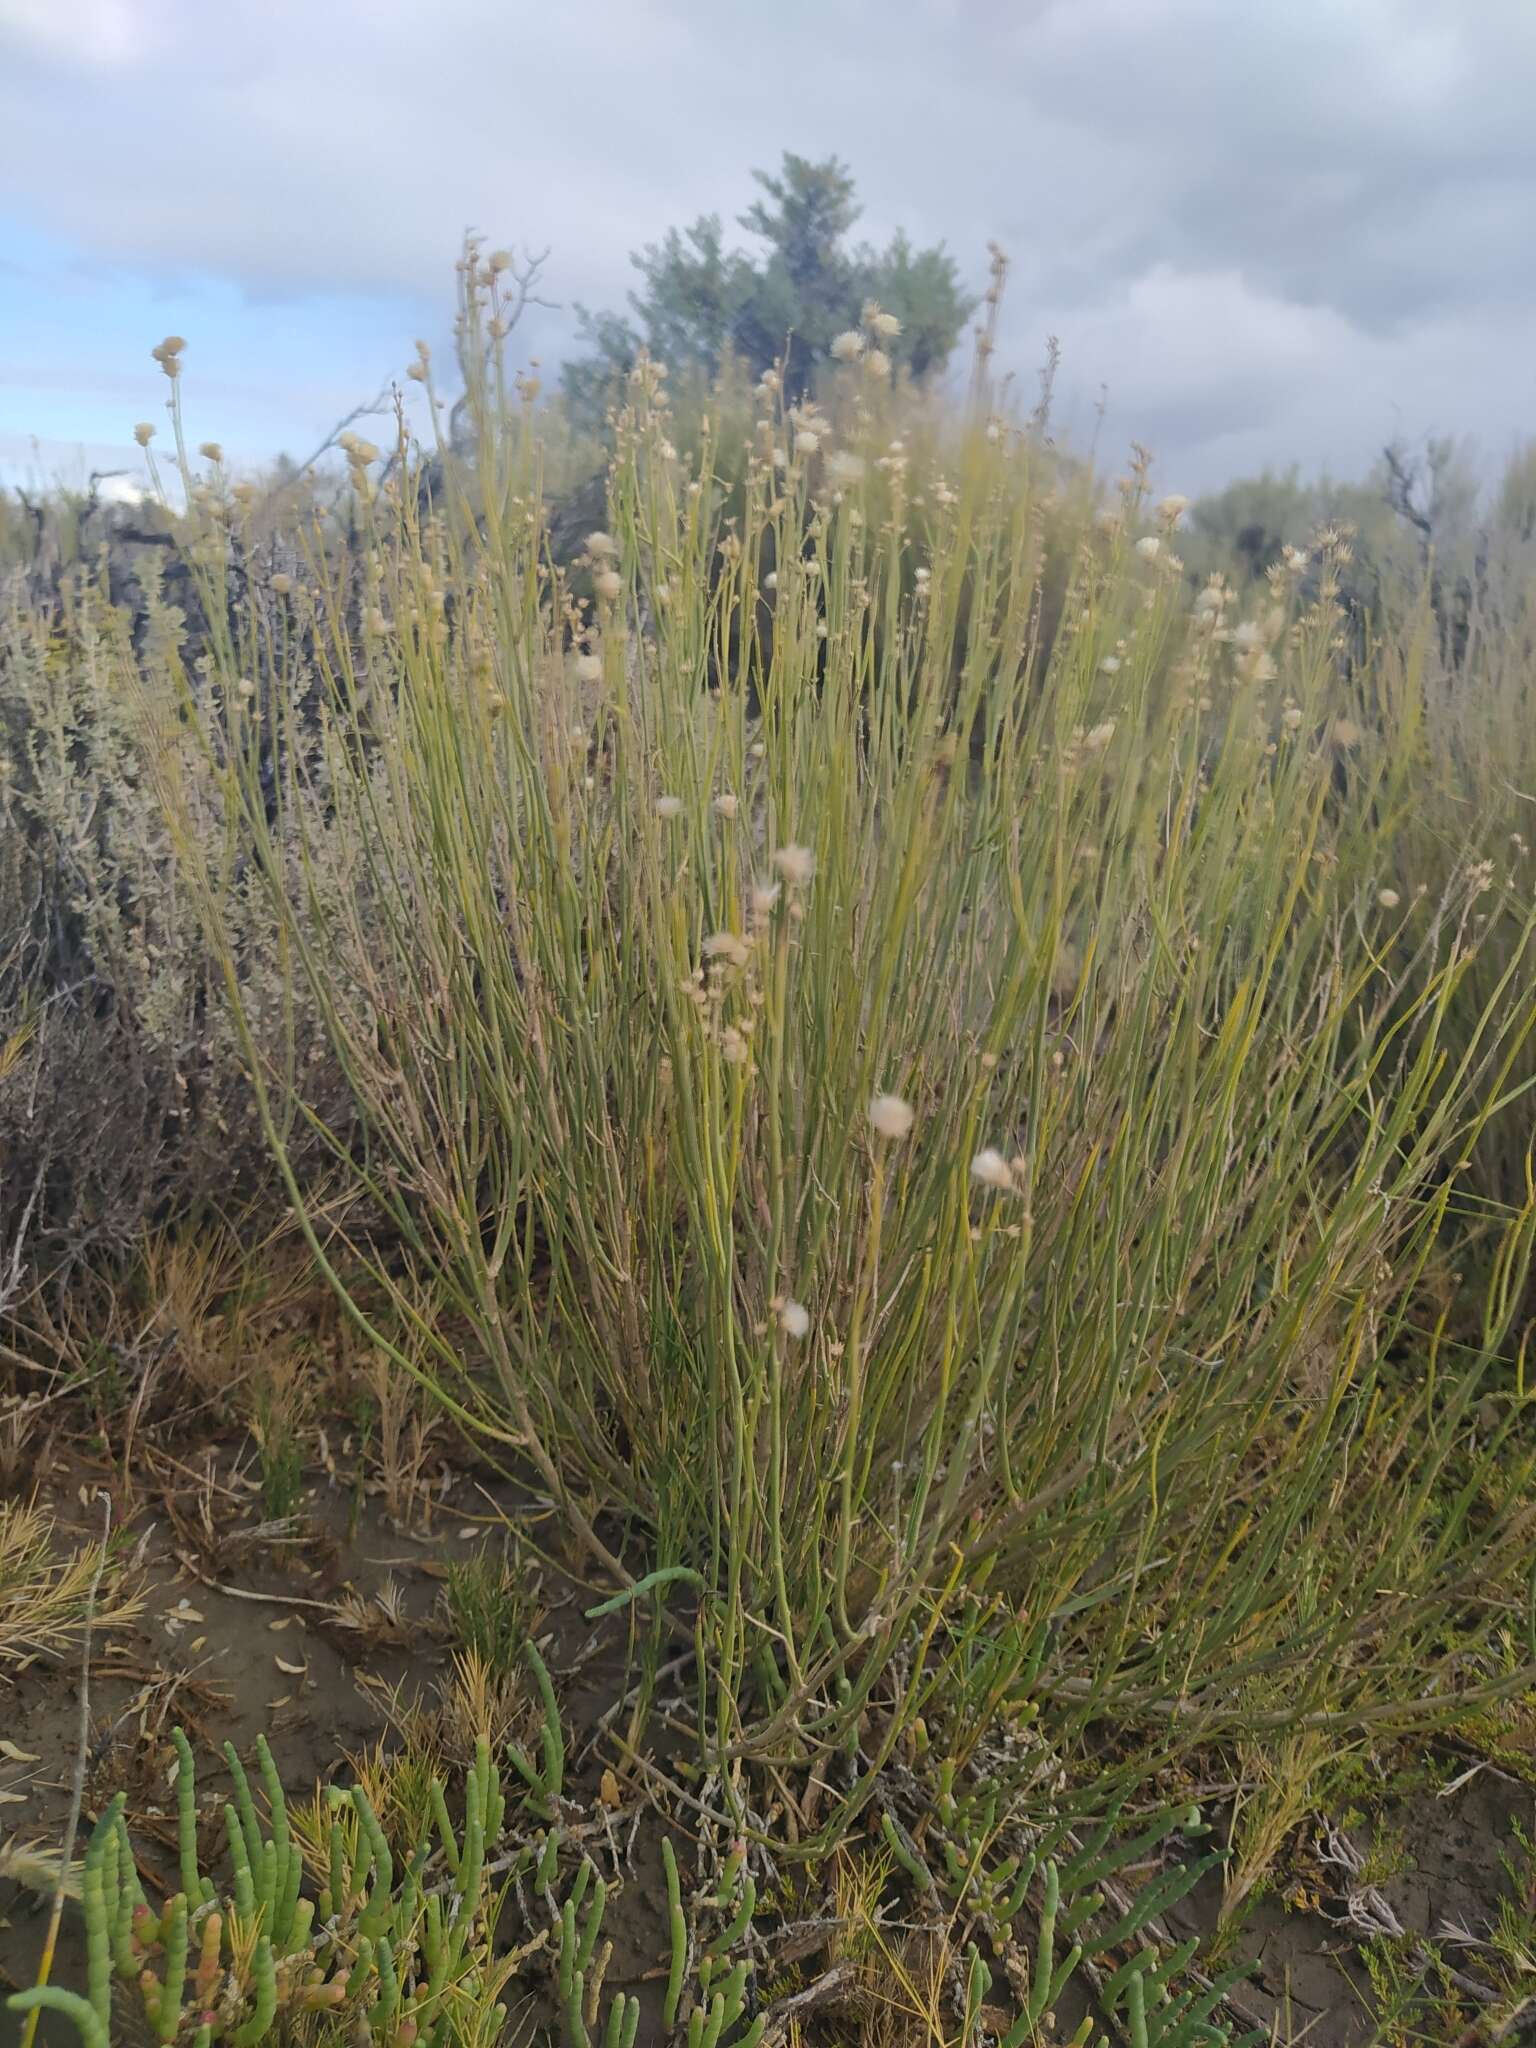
[655,795,684,820]
[1377,887,1401,910]
[970,1149,1015,1191]
[594,569,623,601]
[575,652,603,684]
[827,451,866,487]
[270,573,292,596]
[151,335,186,379]
[795,429,821,457]
[704,931,752,969]
[870,310,902,338]
[869,1094,915,1140]
[779,1299,811,1338]
[133,421,155,446]
[773,844,815,887]
[830,330,865,363]
[586,531,619,559]
[198,441,223,463]
[1134,535,1162,561]
[1157,493,1190,524]
[751,881,781,916]
[713,793,739,820]
[864,349,892,380]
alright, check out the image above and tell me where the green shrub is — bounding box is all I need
[143,260,1536,1808]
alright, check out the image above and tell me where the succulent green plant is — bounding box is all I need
[10,1693,1271,2047]
[6,1731,511,2047]
[882,1778,1263,2048]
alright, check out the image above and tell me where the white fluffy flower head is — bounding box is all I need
[868,1094,915,1140]
[970,1149,1015,1191]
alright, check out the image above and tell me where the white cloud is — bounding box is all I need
[0,0,151,68]
[1045,270,1536,491]
[1,0,1534,487]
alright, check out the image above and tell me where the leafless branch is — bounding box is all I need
[290,382,396,483]
[1383,441,1435,540]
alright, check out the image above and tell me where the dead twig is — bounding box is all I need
[173,1548,338,1611]
[758,1962,856,2046]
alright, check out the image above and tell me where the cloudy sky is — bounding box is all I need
[3,0,1534,496]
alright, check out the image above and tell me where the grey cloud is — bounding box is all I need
[2,0,1534,491]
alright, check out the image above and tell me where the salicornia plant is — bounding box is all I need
[7,1730,514,2047]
